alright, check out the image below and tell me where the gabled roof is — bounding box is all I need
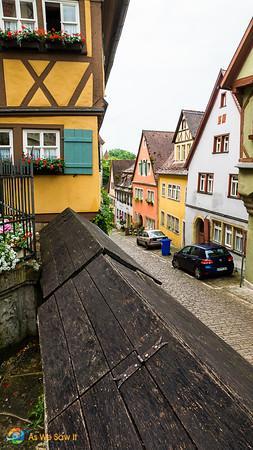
[185,70,227,169]
[134,130,174,176]
[116,163,135,189]
[110,160,135,185]
[222,18,253,90]
[172,110,204,143]
[38,208,253,449]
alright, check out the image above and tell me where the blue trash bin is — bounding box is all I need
[161,238,171,256]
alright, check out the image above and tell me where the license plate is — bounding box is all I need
[217,267,227,272]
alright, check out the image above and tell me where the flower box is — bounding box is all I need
[20,40,41,50]
[0,38,19,49]
[45,41,85,53]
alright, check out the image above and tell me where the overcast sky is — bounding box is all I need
[100,1,252,154]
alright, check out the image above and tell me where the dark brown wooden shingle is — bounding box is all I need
[38,209,253,449]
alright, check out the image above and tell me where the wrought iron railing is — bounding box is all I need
[0,160,36,260]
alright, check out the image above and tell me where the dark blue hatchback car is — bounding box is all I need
[172,243,234,279]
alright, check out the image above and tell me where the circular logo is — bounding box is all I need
[6,428,25,445]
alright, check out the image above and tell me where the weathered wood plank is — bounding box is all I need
[73,268,133,368]
[54,279,109,395]
[48,400,90,449]
[80,373,143,450]
[147,345,253,449]
[38,296,78,422]
[110,258,253,414]
[86,255,165,354]
[113,355,196,450]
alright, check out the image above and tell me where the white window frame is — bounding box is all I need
[23,129,60,159]
[0,0,37,31]
[180,145,186,161]
[223,135,229,152]
[213,221,222,243]
[161,183,166,197]
[42,0,80,33]
[166,213,179,234]
[207,174,214,194]
[230,175,238,198]
[234,229,243,253]
[146,217,155,230]
[0,129,13,161]
[224,225,232,248]
[147,190,154,203]
[199,174,206,192]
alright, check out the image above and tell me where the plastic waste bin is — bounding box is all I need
[161,238,171,256]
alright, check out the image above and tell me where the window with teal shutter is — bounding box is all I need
[64,129,93,174]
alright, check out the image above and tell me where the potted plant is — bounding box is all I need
[22,155,65,174]
[0,27,42,50]
[45,30,86,53]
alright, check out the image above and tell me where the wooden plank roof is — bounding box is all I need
[38,209,253,450]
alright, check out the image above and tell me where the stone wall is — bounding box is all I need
[0,266,40,350]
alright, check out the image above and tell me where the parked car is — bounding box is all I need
[172,243,234,279]
[137,229,167,249]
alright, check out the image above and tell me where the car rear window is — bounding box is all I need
[149,231,165,237]
[205,247,229,258]
[190,247,205,257]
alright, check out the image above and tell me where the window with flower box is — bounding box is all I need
[43,0,80,34]
[23,129,60,159]
[147,190,154,204]
[213,134,229,153]
[0,129,13,160]
[228,174,239,198]
[134,188,143,201]
[0,0,37,31]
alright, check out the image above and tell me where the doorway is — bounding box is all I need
[195,218,205,244]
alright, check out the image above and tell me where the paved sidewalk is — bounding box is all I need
[110,230,253,365]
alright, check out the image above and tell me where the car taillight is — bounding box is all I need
[227,255,233,262]
[201,259,214,265]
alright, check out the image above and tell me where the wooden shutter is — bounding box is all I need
[64,129,93,174]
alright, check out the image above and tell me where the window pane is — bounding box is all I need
[4,19,17,30]
[0,148,10,160]
[0,132,10,145]
[63,23,77,34]
[63,4,76,22]
[20,1,34,19]
[27,133,40,146]
[44,132,56,146]
[44,148,57,159]
[2,0,16,17]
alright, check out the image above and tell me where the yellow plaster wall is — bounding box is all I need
[0,116,100,214]
[237,48,253,80]
[158,174,187,248]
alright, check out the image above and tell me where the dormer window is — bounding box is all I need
[220,92,226,108]
[181,119,186,130]
[44,0,80,34]
[0,0,37,30]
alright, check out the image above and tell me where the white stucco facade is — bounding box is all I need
[185,86,248,270]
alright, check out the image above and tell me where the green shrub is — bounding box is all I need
[93,189,114,234]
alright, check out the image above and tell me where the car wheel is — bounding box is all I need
[194,267,202,280]
[172,259,180,269]
[137,239,141,246]
[227,270,233,276]
[145,242,149,249]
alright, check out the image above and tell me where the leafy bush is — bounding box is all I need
[93,189,114,235]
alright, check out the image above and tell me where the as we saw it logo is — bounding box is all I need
[6,427,25,445]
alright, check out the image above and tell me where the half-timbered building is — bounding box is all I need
[0,0,129,222]
[158,110,203,248]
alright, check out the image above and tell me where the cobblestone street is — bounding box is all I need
[111,230,253,365]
